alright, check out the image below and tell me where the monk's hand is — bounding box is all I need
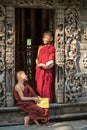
[33,97,39,103]
[38,63,47,69]
[38,63,45,67]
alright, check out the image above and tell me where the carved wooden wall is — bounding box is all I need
[0,0,87,107]
[55,0,87,103]
[0,4,15,106]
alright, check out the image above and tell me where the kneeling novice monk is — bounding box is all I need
[14,71,49,127]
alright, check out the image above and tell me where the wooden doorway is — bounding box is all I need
[15,8,55,88]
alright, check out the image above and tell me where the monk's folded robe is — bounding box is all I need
[35,45,55,103]
[14,82,48,122]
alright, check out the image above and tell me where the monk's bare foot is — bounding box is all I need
[33,120,41,126]
[24,116,30,127]
[46,121,50,126]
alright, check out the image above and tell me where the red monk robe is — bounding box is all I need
[35,45,55,103]
[14,82,48,122]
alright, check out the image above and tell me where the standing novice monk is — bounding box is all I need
[35,31,55,103]
[14,71,49,127]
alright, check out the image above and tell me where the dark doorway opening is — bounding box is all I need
[15,8,55,88]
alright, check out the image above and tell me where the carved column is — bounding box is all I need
[5,6,15,107]
[54,9,65,103]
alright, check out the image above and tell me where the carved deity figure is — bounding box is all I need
[69,39,79,60]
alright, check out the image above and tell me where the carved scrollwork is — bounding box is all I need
[54,9,65,103]
[6,7,15,71]
[0,5,6,106]
[55,9,65,67]
[6,48,14,69]
[0,72,6,106]
[40,0,54,6]
[55,24,64,67]
[65,73,87,102]
[6,92,14,107]
[16,0,54,6]
[0,5,5,41]
[16,0,33,5]
[0,5,5,20]
[64,6,83,103]
[65,6,81,74]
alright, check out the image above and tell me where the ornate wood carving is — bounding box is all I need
[0,0,87,107]
[55,9,65,103]
[0,5,6,106]
[5,6,15,106]
[54,0,87,103]
[64,3,87,103]
[64,6,81,102]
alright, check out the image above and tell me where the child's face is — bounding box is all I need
[43,35,53,45]
[20,72,28,81]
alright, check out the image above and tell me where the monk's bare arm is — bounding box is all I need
[46,60,54,69]
[15,85,39,102]
[36,46,43,66]
[39,60,54,69]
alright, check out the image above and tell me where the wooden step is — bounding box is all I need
[0,103,87,126]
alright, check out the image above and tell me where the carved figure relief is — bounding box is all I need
[83,28,87,40]
[65,73,87,102]
[79,24,87,72]
[81,54,87,68]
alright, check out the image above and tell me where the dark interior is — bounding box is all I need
[15,8,55,88]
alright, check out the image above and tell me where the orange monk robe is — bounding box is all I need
[14,82,48,122]
[35,45,55,103]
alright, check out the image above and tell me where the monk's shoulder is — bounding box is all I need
[15,84,20,91]
[49,44,55,51]
[38,45,44,52]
